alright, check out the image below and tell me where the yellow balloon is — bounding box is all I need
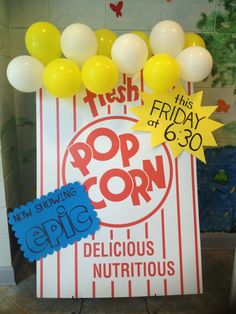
[44,58,81,98]
[95,29,117,58]
[184,33,206,49]
[132,31,152,58]
[25,22,62,65]
[82,55,118,94]
[143,54,180,92]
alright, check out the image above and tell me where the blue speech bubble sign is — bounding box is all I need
[8,182,100,262]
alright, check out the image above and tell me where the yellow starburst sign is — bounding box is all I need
[130,84,223,163]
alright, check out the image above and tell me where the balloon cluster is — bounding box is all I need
[7,20,213,98]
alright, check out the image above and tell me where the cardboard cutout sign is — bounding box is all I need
[36,74,202,298]
[8,182,99,261]
[130,84,223,162]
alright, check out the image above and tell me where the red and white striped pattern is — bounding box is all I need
[36,74,202,298]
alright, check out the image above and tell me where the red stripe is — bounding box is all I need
[127,229,130,239]
[111,281,115,297]
[40,258,43,298]
[188,82,201,293]
[175,159,184,294]
[73,97,78,298]
[110,229,113,240]
[39,88,43,298]
[191,155,201,293]
[73,95,77,132]
[145,222,149,239]
[57,251,61,298]
[56,97,61,298]
[140,70,144,105]
[124,105,127,115]
[92,281,96,298]
[123,73,126,85]
[92,234,95,240]
[188,81,191,95]
[56,98,60,188]
[128,280,132,297]
[39,89,43,196]
[164,279,167,295]
[147,280,150,296]
[161,209,166,259]
[107,104,111,114]
[75,242,78,298]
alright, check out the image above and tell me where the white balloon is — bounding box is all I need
[61,23,98,66]
[111,33,148,75]
[176,46,213,82]
[150,20,185,57]
[7,55,44,92]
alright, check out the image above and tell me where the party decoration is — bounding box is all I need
[132,31,152,58]
[43,58,81,98]
[25,21,61,65]
[8,182,100,262]
[111,33,148,75]
[184,32,206,49]
[82,55,118,94]
[150,20,185,57]
[7,19,214,101]
[177,46,213,82]
[216,99,230,113]
[95,29,117,58]
[61,23,98,67]
[36,77,203,298]
[143,54,180,92]
[7,55,44,92]
[130,84,223,162]
[109,1,123,18]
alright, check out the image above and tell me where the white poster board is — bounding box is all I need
[36,73,202,298]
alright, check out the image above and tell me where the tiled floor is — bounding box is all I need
[0,249,235,314]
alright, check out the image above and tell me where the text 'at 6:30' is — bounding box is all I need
[164,123,203,152]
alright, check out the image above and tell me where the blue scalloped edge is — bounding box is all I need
[8,182,100,262]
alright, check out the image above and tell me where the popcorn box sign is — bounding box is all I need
[36,73,202,298]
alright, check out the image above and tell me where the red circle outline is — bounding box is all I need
[62,116,173,228]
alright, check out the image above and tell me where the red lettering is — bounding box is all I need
[127,242,135,256]
[93,263,101,278]
[115,85,126,103]
[86,128,119,161]
[106,88,116,103]
[146,241,155,256]
[94,243,100,257]
[100,169,133,202]
[143,156,166,191]
[69,142,92,176]
[114,242,122,257]
[83,81,139,116]
[83,90,107,118]
[119,133,139,167]
[84,243,92,257]
[84,176,106,209]
[157,261,166,276]
[135,262,142,276]
[167,261,175,276]
[113,263,120,277]
[127,77,139,101]
[101,243,109,257]
[83,90,98,117]
[129,169,151,205]
[103,263,112,278]
[121,263,130,277]
[148,262,156,276]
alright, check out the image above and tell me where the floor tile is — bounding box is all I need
[0,249,234,313]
